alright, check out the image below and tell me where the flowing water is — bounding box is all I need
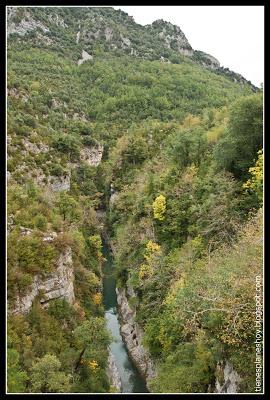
[102,242,148,393]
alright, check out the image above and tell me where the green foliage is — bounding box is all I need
[8,231,58,277]
[7,7,263,394]
[52,133,80,160]
[214,93,263,179]
[150,333,222,393]
[166,125,207,169]
[147,210,263,393]
[30,354,71,393]
[74,317,110,349]
[57,192,81,222]
[7,347,28,393]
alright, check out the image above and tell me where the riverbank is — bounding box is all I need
[102,240,148,393]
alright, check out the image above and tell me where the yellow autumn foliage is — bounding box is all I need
[146,240,161,254]
[139,263,153,280]
[139,240,161,282]
[80,359,99,372]
[243,149,263,203]
[92,292,102,306]
[152,195,166,221]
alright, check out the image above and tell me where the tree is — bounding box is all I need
[214,93,263,180]
[73,318,110,369]
[52,134,80,160]
[57,192,80,222]
[126,135,148,165]
[243,149,263,205]
[16,234,57,274]
[7,348,28,393]
[152,195,166,221]
[166,126,207,169]
[30,354,71,393]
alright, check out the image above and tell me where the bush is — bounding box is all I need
[16,235,58,275]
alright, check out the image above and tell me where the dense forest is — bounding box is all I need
[7,6,263,394]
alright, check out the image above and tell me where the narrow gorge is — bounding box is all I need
[102,239,148,393]
[7,6,263,394]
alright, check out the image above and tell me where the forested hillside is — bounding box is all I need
[7,6,263,394]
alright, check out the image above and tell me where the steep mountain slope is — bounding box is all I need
[7,6,256,87]
[7,6,263,394]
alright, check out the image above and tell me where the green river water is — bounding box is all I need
[102,242,148,393]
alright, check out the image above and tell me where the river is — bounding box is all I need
[102,241,148,393]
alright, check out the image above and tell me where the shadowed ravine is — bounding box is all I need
[102,241,148,393]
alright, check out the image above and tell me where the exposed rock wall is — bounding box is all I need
[22,138,49,155]
[78,50,93,65]
[148,19,194,57]
[107,349,122,392]
[49,173,71,192]
[7,8,50,37]
[10,247,75,315]
[193,50,220,70]
[215,361,241,393]
[116,287,156,388]
[80,144,103,166]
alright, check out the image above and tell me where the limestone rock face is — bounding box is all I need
[22,138,49,154]
[11,247,74,315]
[193,50,220,69]
[78,50,93,65]
[116,287,156,387]
[48,13,67,28]
[107,349,122,392]
[121,35,131,48]
[80,144,103,166]
[105,26,114,42]
[201,52,220,69]
[49,173,71,192]
[7,8,50,37]
[215,361,241,393]
[148,19,194,57]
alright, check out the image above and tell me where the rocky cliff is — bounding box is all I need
[7,6,254,87]
[215,361,241,393]
[116,287,156,388]
[107,349,122,393]
[7,6,256,88]
[10,246,74,315]
[146,19,194,56]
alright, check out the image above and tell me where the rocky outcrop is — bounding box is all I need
[80,144,103,166]
[109,183,119,206]
[48,13,67,28]
[11,247,74,315]
[7,8,50,37]
[193,50,220,70]
[109,192,119,206]
[107,349,122,392]
[22,138,49,154]
[215,361,241,393]
[76,30,81,44]
[116,287,156,388]
[105,27,114,42]
[148,19,194,57]
[120,35,131,48]
[78,50,93,65]
[49,173,71,192]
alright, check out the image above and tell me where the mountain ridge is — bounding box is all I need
[7,6,257,89]
[7,5,263,394]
